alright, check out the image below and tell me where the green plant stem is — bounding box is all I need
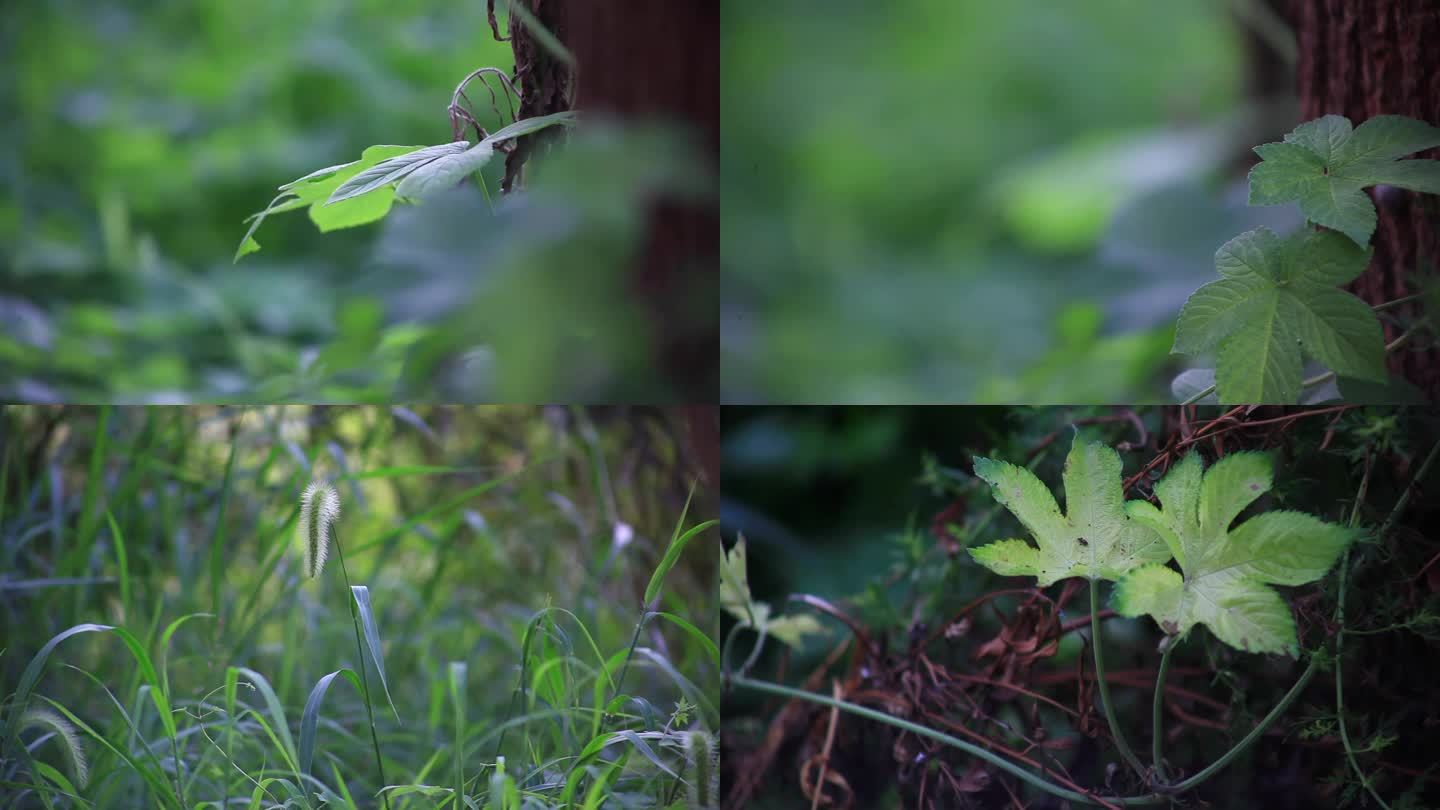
[609,610,648,711]
[1333,436,1440,809]
[334,532,392,810]
[1335,549,1390,810]
[1379,434,1440,539]
[1178,384,1216,407]
[1370,291,1427,312]
[1158,654,1318,794]
[1089,578,1148,782]
[1151,638,1176,784]
[169,732,187,809]
[730,675,1163,806]
[1301,320,1427,392]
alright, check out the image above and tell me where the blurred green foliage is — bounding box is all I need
[1,2,707,401]
[721,0,1312,402]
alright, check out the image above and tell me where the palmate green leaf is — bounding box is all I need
[968,434,1170,586]
[1113,451,1358,656]
[719,535,826,649]
[1173,226,1385,403]
[1249,114,1440,246]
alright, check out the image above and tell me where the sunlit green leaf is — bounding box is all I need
[1114,451,1358,655]
[968,434,1170,585]
[1174,226,1385,403]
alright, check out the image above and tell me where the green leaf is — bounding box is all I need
[232,666,300,772]
[309,187,397,232]
[350,585,400,722]
[968,434,1170,586]
[719,535,756,627]
[1174,227,1385,403]
[1248,114,1440,246]
[395,142,496,200]
[1,619,112,755]
[299,668,364,776]
[719,535,826,650]
[327,142,471,205]
[234,145,423,261]
[479,110,579,145]
[643,481,713,606]
[448,661,467,810]
[1113,451,1358,655]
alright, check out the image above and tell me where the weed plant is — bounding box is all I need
[0,405,717,809]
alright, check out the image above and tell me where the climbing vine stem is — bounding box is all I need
[1089,577,1148,783]
[729,674,1163,807]
[1151,637,1176,784]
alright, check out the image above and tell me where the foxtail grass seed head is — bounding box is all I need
[299,481,340,578]
[21,706,88,789]
[684,730,719,810]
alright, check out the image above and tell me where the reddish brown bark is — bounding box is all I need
[494,0,718,400]
[1290,0,1440,396]
[494,0,573,193]
[566,2,719,401]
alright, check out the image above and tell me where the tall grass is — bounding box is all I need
[0,406,717,809]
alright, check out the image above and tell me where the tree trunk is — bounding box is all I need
[567,1,719,401]
[1290,0,1440,397]
[497,0,718,400]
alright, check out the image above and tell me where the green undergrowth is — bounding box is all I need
[720,405,1440,809]
[0,405,717,809]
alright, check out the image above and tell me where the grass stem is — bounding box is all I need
[334,530,392,810]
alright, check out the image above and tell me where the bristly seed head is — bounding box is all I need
[299,481,340,578]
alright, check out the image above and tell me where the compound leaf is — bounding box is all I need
[720,535,826,650]
[1174,226,1384,403]
[395,142,495,200]
[968,435,1170,586]
[327,142,470,205]
[1248,114,1440,246]
[234,144,421,261]
[1113,451,1357,656]
[479,110,578,146]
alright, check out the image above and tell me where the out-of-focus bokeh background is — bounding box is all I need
[1,2,709,402]
[721,0,1307,403]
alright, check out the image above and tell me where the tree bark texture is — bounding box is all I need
[1290,0,1440,396]
[497,0,718,400]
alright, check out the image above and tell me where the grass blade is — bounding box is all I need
[299,668,364,776]
[210,429,240,623]
[650,612,719,666]
[642,481,711,606]
[40,696,179,810]
[350,586,400,722]
[3,623,113,756]
[449,662,467,810]
[69,406,111,579]
[232,666,300,772]
[158,613,213,698]
[104,511,130,622]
